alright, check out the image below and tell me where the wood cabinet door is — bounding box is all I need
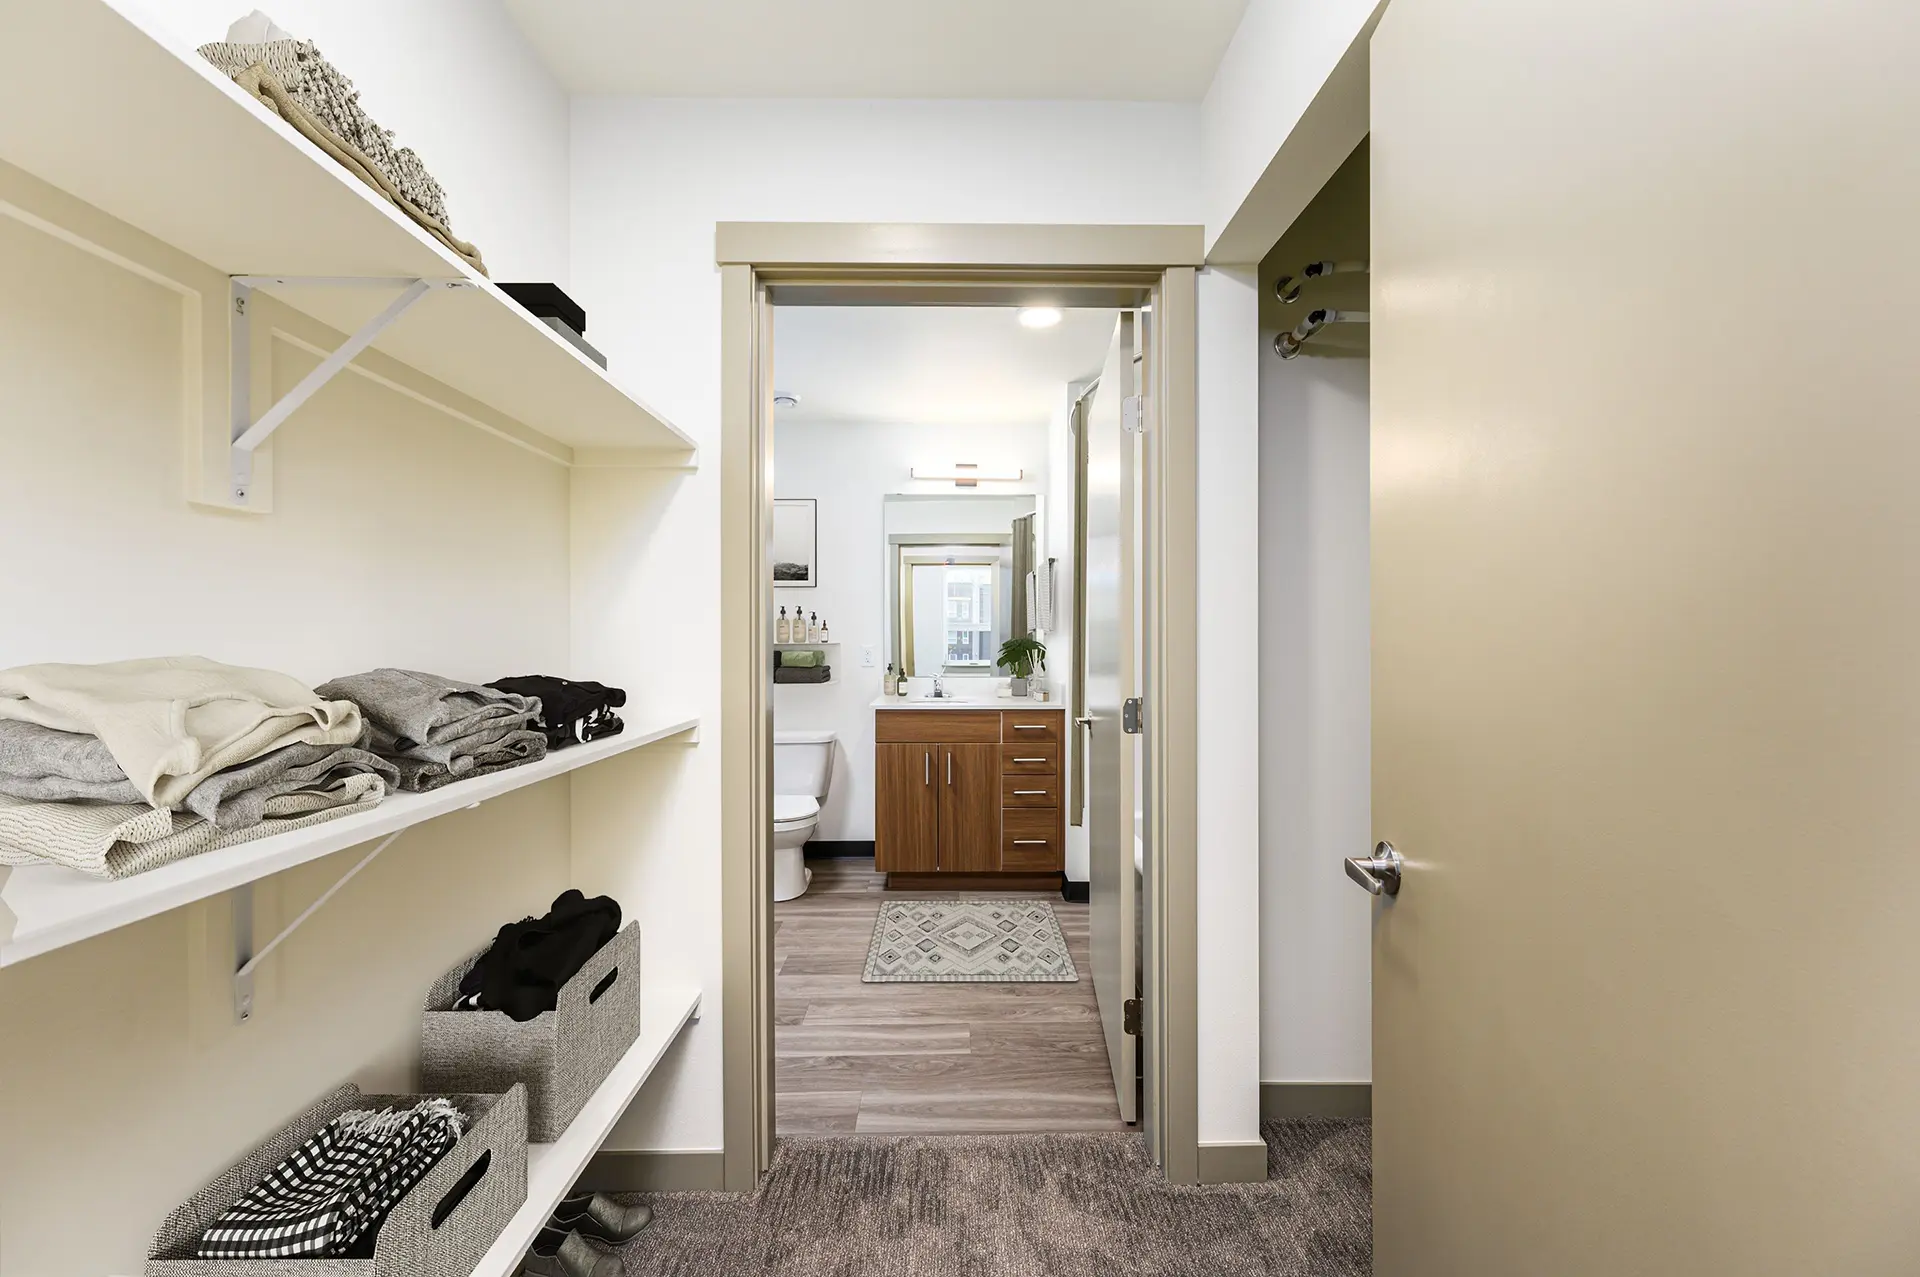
[937,743,1001,872]
[875,743,938,872]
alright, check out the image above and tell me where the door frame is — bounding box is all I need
[717,222,1204,1188]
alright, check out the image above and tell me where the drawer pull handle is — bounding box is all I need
[1013,757,1047,763]
[1013,839,1049,845]
[1013,789,1048,796]
[1012,725,1048,731]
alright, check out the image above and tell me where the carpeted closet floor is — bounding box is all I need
[614,1117,1371,1276]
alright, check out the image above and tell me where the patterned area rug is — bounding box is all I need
[863,899,1079,982]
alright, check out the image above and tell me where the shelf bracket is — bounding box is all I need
[232,827,406,1022]
[227,276,469,503]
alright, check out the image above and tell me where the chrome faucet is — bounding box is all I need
[931,675,948,699]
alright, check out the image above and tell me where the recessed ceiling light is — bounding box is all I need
[773,392,799,409]
[1017,307,1063,329]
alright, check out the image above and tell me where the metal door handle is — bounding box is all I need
[1345,841,1403,897]
[1075,716,1094,728]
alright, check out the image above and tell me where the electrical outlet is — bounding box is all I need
[861,646,876,668]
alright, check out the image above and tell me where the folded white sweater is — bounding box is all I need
[0,657,362,809]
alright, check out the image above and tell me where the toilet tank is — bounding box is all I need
[774,730,836,800]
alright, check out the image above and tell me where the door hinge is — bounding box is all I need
[1123,997,1143,1036]
[1121,394,1146,435]
[1122,697,1144,734]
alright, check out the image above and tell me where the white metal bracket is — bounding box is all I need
[232,827,406,1022]
[228,276,470,502]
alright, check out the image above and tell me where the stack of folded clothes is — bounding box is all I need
[0,657,391,880]
[317,669,546,792]
[451,889,621,1021]
[484,675,626,749]
[773,649,831,684]
[196,1098,466,1260]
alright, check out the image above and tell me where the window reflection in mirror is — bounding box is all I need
[884,494,1038,678]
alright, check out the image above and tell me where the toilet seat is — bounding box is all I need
[774,794,819,827]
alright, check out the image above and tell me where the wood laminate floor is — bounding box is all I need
[775,857,1129,1135]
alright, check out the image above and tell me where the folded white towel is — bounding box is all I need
[0,656,362,810]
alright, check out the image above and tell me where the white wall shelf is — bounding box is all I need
[470,985,702,1277]
[0,717,699,969]
[0,0,694,458]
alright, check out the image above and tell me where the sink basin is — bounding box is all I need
[898,696,983,706]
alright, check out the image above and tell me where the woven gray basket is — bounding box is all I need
[420,923,642,1141]
[146,1083,528,1277]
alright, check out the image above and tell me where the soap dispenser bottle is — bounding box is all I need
[776,606,789,644]
[819,618,831,643]
[807,612,820,642]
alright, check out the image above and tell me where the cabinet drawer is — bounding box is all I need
[875,710,1001,743]
[1001,711,1062,742]
[1001,774,1061,808]
[1002,809,1063,870]
[999,743,1058,775]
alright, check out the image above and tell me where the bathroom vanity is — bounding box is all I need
[872,700,1068,889]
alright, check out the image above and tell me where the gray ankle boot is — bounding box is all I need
[520,1228,622,1277]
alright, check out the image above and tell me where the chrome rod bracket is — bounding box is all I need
[232,828,409,1022]
[227,276,470,503]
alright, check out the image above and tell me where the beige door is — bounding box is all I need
[1371,1,1920,1273]
[1087,313,1140,1122]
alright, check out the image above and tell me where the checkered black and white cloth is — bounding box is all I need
[198,1099,465,1259]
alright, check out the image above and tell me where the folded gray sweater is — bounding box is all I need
[0,720,140,804]
[316,669,546,788]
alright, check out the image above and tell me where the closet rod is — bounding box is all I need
[1274,260,1369,304]
[228,275,471,503]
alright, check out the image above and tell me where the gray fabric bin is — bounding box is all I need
[420,922,642,1141]
[146,1083,528,1277]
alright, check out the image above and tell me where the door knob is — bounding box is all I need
[1345,841,1403,897]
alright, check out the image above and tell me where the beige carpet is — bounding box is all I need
[615,1119,1370,1276]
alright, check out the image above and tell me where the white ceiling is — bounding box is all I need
[771,306,1116,428]
[503,0,1249,99]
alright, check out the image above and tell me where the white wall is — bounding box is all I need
[1195,268,1263,1147]
[568,96,1203,1154]
[1258,340,1372,1088]
[769,421,1050,841]
[1200,0,1379,259]
[0,162,575,1274]
[123,0,572,283]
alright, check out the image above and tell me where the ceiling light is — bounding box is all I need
[911,464,1024,487]
[1017,307,1063,329]
[773,392,799,409]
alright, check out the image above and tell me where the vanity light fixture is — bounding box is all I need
[1017,306,1063,329]
[911,463,1024,487]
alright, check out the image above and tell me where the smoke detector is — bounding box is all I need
[773,392,800,410]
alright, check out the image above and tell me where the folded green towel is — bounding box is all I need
[780,649,822,668]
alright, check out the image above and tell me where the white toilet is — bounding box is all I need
[773,729,836,901]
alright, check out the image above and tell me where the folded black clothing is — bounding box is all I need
[485,675,626,750]
[498,282,587,335]
[457,889,621,1021]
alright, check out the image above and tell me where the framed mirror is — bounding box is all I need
[883,494,1038,677]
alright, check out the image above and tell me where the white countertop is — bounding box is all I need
[871,695,1066,711]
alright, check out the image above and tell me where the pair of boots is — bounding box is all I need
[519,1194,654,1277]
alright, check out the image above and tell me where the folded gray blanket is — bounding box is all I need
[0,719,140,803]
[384,729,548,793]
[316,669,540,765]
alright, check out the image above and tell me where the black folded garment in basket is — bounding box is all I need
[455,889,622,1021]
[197,1099,465,1259]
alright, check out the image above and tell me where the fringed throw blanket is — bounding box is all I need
[197,1099,466,1259]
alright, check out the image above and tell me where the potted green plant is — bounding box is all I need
[996,634,1047,697]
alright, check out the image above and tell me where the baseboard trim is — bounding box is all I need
[1196,1140,1268,1184]
[578,1150,729,1193]
[1260,1082,1372,1120]
[1061,878,1089,903]
[805,840,875,859]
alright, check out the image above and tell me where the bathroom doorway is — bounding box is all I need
[762,302,1120,1136]
[717,224,1204,1187]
